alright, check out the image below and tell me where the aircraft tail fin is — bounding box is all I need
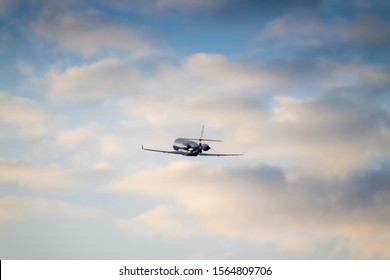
[200,125,205,141]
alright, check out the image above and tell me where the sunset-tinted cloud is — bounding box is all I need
[1,0,389,259]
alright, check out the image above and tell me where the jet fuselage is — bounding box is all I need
[173,138,202,156]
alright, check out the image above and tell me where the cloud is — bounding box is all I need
[338,16,390,46]
[2,0,388,261]
[0,0,21,16]
[119,53,388,105]
[56,127,91,148]
[255,93,389,177]
[0,156,120,191]
[44,49,388,107]
[0,92,47,123]
[181,53,295,93]
[111,160,390,258]
[118,53,295,124]
[0,159,80,189]
[105,0,320,19]
[257,15,390,51]
[45,53,296,103]
[155,0,216,10]
[118,204,192,237]
[98,135,124,157]
[312,59,389,88]
[46,59,141,102]
[53,126,125,159]
[0,91,48,138]
[0,196,99,221]
[346,164,390,210]
[34,11,159,57]
[117,54,389,176]
[0,157,119,191]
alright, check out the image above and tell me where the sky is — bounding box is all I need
[0,0,389,259]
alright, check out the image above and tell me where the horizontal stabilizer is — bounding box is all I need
[188,138,223,142]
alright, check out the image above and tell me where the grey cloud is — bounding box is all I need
[181,0,321,19]
[276,93,390,141]
[0,0,20,16]
[323,0,390,19]
[256,14,390,59]
[102,0,320,18]
[338,16,390,46]
[111,159,390,258]
[346,163,390,208]
[228,164,286,187]
[267,92,390,176]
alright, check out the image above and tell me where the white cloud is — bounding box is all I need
[0,196,99,221]
[0,91,49,138]
[183,53,294,93]
[45,53,295,103]
[98,135,124,157]
[0,157,119,190]
[0,92,47,123]
[118,204,192,237]
[94,160,112,170]
[166,53,294,95]
[0,159,81,189]
[53,126,126,160]
[34,11,159,57]
[56,128,90,148]
[46,59,141,103]
[118,53,294,126]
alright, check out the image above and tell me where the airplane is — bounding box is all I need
[142,126,244,157]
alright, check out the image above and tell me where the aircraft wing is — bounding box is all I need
[141,146,183,155]
[199,152,244,157]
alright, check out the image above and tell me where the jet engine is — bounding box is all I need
[201,143,210,151]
